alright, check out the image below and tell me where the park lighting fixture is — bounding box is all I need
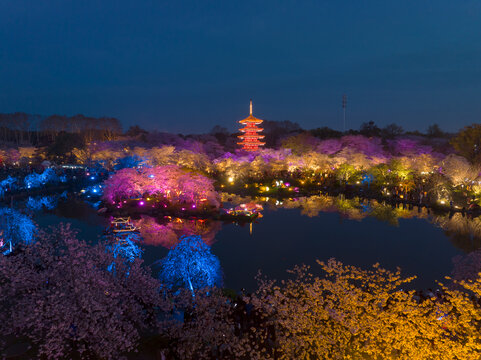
[228,176,234,183]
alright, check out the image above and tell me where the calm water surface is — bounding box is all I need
[30,197,468,292]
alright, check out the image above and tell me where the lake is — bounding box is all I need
[28,194,476,292]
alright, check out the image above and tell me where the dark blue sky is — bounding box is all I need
[1,0,480,133]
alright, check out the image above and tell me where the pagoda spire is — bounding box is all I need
[250,99,253,115]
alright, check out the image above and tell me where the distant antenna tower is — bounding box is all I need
[342,94,347,132]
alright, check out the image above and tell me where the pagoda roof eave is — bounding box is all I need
[239,115,263,124]
[238,135,265,139]
[237,142,266,145]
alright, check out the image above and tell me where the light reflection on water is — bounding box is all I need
[23,194,481,291]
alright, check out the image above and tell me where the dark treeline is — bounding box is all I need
[0,113,122,146]
[207,119,453,152]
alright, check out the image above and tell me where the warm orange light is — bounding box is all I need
[237,99,265,151]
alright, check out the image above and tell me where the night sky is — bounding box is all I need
[1,1,480,133]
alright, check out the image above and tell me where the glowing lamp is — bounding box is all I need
[139,201,145,206]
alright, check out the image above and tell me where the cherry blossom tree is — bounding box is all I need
[103,165,220,208]
[149,145,175,166]
[390,138,433,156]
[0,224,165,359]
[441,154,479,187]
[164,289,260,360]
[281,132,320,155]
[0,207,36,254]
[318,138,343,155]
[248,259,481,360]
[102,168,143,203]
[158,235,223,296]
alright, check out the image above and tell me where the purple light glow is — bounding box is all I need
[139,201,145,206]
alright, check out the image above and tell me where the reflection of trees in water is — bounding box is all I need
[55,197,94,218]
[133,215,221,248]
[451,248,481,283]
[223,192,481,252]
[433,213,481,252]
[369,205,399,226]
[281,195,335,217]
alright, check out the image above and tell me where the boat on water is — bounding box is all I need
[107,217,140,234]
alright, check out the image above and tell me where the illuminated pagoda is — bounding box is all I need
[237,99,265,151]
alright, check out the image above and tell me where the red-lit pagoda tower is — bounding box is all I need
[238,100,265,151]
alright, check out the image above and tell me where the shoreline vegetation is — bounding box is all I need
[2,227,481,360]
[1,119,481,358]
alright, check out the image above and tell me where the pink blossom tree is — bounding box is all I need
[102,167,144,203]
[0,224,166,359]
[103,165,220,208]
